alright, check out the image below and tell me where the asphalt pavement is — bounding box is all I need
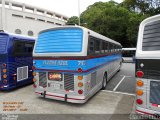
[0,62,136,120]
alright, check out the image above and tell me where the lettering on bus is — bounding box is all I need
[78,61,86,66]
[43,60,68,66]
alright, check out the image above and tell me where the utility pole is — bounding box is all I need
[78,0,80,26]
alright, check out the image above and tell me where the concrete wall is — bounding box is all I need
[0,0,68,37]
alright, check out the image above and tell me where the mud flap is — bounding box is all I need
[65,94,67,102]
[43,91,46,98]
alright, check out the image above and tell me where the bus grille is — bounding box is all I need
[17,66,28,81]
[143,20,160,51]
[64,74,74,91]
[150,81,160,105]
[39,72,47,87]
[91,72,97,88]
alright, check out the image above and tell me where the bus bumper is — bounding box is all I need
[136,106,160,119]
[35,91,87,103]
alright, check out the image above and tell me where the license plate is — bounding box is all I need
[50,83,60,89]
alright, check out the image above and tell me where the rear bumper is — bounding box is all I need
[35,91,87,103]
[136,106,160,119]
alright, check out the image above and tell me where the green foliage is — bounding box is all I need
[66,16,79,25]
[67,0,159,47]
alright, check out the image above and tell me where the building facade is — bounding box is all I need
[0,0,68,37]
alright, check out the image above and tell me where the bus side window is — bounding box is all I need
[88,37,95,55]
[95,39,100,54]
[101,41,105,53]
[105,42,108,53]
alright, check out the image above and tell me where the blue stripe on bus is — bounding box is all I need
[35,28,83,53]
[34,54,122,74]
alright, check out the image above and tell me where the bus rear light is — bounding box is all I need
[33,78,36,82]
[33,84,37,88]
[78,90,83,94]
[13,77,16,81]
[2,69,7,73]
[78,76,83,80]
[3,74,7,79]
[137,90,143,96]
[3,80,7,84]
[32,66,36,70]
[33,72,36,76]
[78,68,83,73]
[136,99,143,105]
[2,63,7,68]
[136,71,144,78]
[78,82,83,87]
[137,80,143,87]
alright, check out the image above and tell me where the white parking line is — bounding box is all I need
[120,75,133,78]
[101,90,135,96]
[113,76,126,92]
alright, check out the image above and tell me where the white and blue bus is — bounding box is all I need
[136,15,160,118]
[33,26,122,103]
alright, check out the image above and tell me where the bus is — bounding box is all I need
[0,32,35,90]
[135,14,160,118]
[33,26,122,103]
[122,48,136,63]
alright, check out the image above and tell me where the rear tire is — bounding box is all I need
[101,73,107,90]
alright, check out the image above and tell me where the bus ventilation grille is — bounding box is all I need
[64,74,74,91]
[39,72,47,87]
[17,66,28,81]
[143,20,160,51]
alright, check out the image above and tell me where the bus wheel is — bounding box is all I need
[101,73,107,90]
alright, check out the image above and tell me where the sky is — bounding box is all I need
[13,0,123,17]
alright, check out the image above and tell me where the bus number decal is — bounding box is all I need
[78,61,86,66]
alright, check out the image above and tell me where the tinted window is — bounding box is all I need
[88,38,95,55]
[13,40,34,57]
[95,39,100,54]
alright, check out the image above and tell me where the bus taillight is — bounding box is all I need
[33,72,36,76]
[136,99,143,105]
[3,80,8,84]
[78,82,83,87]
[33,84,37,88]
[2,63,7,68]
[78,76,83,80]
[78,68,83,73]
[137,90,143,96]
[137,80,143,87]
[78,90,83,94]
[32,66,36,70]
[3,74,7,79]
[136,71,144,78]
[2,69,7,73]
[33,78,36,82]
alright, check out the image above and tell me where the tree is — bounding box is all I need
[66,16,79,25]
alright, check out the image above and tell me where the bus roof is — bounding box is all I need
[0,31,35,41]
[38,26,122,46]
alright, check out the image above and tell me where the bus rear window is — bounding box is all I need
[0,34,8,53]
[35,28,83,53]
[13,40,34,57]
[142,20,160,51]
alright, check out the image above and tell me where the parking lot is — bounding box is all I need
[0,62,136,120]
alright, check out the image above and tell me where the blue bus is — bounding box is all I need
[33,26,122,103]
[0,32,35,90]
